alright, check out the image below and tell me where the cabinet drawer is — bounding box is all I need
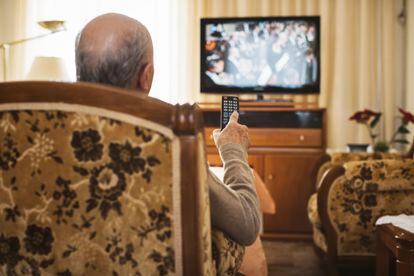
[204,127,322,147]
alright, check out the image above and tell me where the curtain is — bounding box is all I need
[189,0,411,150]
[0,0,191,104]
[0,0,30,81]
[407,0,414,141]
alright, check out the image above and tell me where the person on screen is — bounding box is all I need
[295,22,309,50]
[307,25,316,43]
[204,54,234,86]
[301,49,317,84]
[247,23,261,44]
[224,47,241,77]
[75,13,260,246]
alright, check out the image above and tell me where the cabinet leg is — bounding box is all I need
[375,239,390,276]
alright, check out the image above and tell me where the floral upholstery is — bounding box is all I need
[330,159,414,255]
[307,193,327,253]
[0,106,243,275]
[211,231,244,276]
[310,151,403,253]
[308,158,414,256]
[316,152,403,188]
[330,152,402,165]
[0,108,176,275]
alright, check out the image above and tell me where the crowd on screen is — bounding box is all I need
[203,20,318,88]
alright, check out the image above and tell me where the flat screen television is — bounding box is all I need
[200,16,320,95]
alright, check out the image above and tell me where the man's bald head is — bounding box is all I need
[76,13,154,92]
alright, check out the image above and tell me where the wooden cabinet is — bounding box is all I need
[200,103,326,240]
[262,150,323,239]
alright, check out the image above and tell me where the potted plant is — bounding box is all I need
[349,108,414,152]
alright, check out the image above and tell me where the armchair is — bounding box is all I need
[0,81,243,275]
[308,157,414,274]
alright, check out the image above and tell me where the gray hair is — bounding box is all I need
[75,27,151,89]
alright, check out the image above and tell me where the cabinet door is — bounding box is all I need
[263,151,323,237]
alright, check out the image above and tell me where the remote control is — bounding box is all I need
[221,96,239,130]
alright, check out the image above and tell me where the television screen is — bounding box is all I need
[200,16,320,94]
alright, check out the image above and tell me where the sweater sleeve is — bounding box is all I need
[208,143,261,246]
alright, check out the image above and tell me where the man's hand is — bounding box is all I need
[213,111,250,152]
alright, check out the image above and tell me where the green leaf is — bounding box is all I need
[393,139,410,144]
[374,142,389,152]
[397,125,410,134]
[370,114,382,128]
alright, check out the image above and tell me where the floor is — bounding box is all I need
[262,240,325,276]
[262,240,375,276]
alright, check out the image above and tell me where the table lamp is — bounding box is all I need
[0,20,66,81]
[26,56,69,81]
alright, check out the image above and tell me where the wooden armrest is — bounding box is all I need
[317,165,345,257]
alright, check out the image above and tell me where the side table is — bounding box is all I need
[376,223,414,276]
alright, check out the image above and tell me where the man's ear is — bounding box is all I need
[138,63,154,94]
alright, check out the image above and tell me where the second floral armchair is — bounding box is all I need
[308,155,414,274]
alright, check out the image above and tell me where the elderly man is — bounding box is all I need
[75,13,260,246]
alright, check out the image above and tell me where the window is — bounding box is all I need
[23,0,189,103]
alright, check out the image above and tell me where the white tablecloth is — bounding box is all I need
[376,214,414,233]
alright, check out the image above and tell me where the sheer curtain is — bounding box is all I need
[407,0,414,139]
[0,0,30,81]
[0,0,192,104]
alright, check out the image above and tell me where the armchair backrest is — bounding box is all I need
[0,81,212,275]
[315,152,404,189]
[330,152,403,164]
[318,159,414,257]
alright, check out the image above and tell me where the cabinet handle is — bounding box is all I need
[299,135,305,141]
[268,174,273,180]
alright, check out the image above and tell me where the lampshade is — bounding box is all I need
[26,56,70,81]
[38,20,66,32]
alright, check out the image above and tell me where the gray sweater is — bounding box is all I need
[208,143,261,246]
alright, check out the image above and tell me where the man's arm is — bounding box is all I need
[208,143,261,246]
[209,111,261,246]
